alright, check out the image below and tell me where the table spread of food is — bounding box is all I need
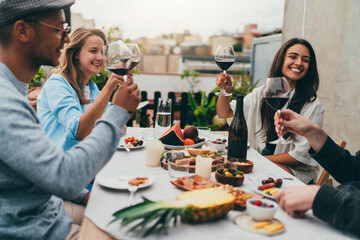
[104,126,291,237]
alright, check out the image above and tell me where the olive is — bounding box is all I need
[261,180,268,185]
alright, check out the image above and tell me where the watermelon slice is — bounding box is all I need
[159,123,185,145]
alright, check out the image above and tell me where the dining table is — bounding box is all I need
[79,127,354,240]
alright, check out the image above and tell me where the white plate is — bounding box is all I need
[137,101,149,110]
[234,214,285,236]
[252,176,297,199]
[164,140,207,150]
[117,138,145,150]
[97,171,155,190]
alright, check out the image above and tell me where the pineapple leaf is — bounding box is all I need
[110,199,166,225]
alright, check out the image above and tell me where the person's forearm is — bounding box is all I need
[217,96,233,118]
[76,85,113,140]
[303,124,328,152]
[265,153,302,167]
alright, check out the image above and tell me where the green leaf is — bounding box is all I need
[187,91,198,112]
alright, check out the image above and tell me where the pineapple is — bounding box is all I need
[110,188,235,236]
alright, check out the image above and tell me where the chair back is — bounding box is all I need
[316,140,347,185]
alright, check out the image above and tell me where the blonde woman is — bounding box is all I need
[37,27,131,151]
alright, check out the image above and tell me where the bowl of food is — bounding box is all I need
[215,168,244,186]
[246,198,278,221]
[207,139,226,152]
[236,160,254,173]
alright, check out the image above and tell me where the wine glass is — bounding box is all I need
[215,45,236,96]
[263,77,292,144]
[126,43,141,70]
[103,40,132,76]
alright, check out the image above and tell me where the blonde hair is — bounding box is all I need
[55,27,107,104]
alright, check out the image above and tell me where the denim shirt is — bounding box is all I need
[37,74,111,151]
[0,63,129,239]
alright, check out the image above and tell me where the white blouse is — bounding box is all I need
[83,85,91,111]
[229,85,324,183]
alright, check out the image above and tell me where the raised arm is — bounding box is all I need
[76,72,132,140]
[216,73,234,118]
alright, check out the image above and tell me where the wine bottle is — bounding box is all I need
[227,95,248,161]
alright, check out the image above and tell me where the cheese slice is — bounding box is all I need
[264,222,284,232]
[253,221,271,229]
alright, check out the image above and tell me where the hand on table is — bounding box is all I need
[275,185,320,218]
[216,73,232,94]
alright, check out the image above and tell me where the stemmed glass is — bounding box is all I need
[126,43,141,71]
[215,45,236,96]
[263,77,292,144]
[123,43,141,81]
[103,40,132,77]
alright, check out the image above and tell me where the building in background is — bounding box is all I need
[70,12,95,29]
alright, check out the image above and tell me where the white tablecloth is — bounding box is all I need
[84,128,353,240]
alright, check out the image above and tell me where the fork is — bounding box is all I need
[128,185,138,206]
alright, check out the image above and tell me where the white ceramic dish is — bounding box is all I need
[96,171,154,190]
[234,214,285,236]
[206,141,226,152]
[164,139,207,150]
[252,177,298,199]
[117,138,145,150]
[246,198,278,221]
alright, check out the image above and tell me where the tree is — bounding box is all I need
[233,41,243,52]
[180,70,200,94]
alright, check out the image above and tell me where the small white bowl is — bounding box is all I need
[246,198,278,221]
[206,141,226,152]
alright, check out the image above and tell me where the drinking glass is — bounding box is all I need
[126,43,141,71]
[168,159,189,178]
[103,40,132,76]
[263,77,291,144]
[215,45,236,96]
[154,98,172,138]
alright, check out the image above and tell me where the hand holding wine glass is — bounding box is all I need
[215,45,236,96]
[264,77,292,144]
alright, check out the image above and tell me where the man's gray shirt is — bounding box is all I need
[0,62,129,239]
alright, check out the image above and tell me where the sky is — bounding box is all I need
[71,0,285,43]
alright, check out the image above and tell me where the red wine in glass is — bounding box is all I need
[103,40,132,76]
[214,45,236,96]
[264,97,290,110]
[129,60,140,70]
[215,60,234,71]
[264,77,292,144]
[107,67,131,76]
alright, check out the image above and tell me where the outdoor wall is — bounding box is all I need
[283,0,360,154]
[134,73,218,98]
